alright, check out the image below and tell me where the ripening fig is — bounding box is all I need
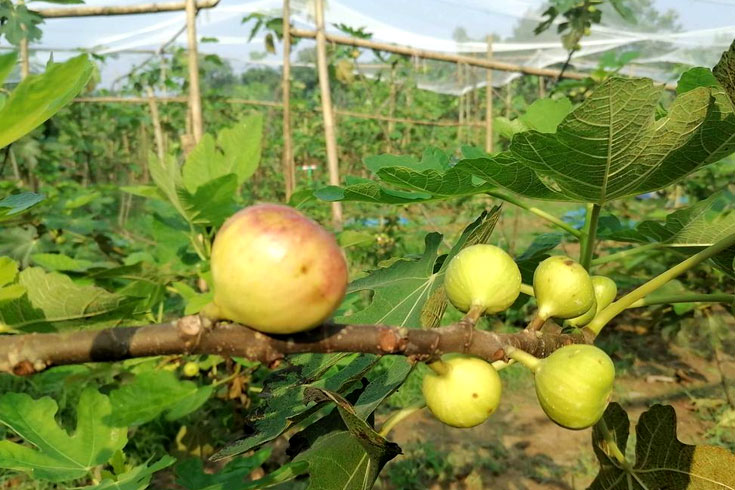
[533,256,595,320]
[591,275,617,314]
[507,344,615,430]
[422,355,502,428]
[444,244,521,315]
[206,204,348,334]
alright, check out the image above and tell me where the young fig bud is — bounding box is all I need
[565,296,597,327]
[422,355,502,428]
[591,275,617,313]
[444,244,521,314]
[208,204,348,334]
[533,256,594,320]
[533,344,615,429]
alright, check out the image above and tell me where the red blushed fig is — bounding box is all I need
[208,204,348,334]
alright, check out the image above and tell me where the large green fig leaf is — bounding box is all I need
[316,148,494,204]
[294,388,401,490]
[601,190,735,275]
[0,54,93,149]
[0,267,137,332]
[182,114,263,193]
[590,403,735,489]
[457,75,735,204]
[0,388,127,482]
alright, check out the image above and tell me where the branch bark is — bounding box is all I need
[0,316,591,375]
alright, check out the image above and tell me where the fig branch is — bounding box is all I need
[587,232,735,335]
[0,315,590,376]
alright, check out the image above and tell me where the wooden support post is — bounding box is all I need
[146,86,165,173]
[314,0,342,228]
[538,76,546,98]
[505,80,512,118]
[387,64,396,153]
[19,38,30,79]
[281,0,295,201]
[185,0,203,143]
[34,0,220,17]
[485,35,493,153]
[457,63,464,143]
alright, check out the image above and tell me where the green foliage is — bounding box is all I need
[0,265,136,333]
[0,388,127,482]
[591,403,735,488]
[294,388,401,490]
[0,55,94,148]
[85,456,175,490]
[0,192,43,222]
[108,370,214,426]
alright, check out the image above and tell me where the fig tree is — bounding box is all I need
[533,256,594,320]
[207,204,348,334]
[444,244,521,315]
[422,354,502,428]
[507,344,615,429]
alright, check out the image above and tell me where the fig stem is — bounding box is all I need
[428,360,451,376]
[579,203,601,270]
[491,359,515,371]
[588,232,735,336]
[627,293,735,308]
[528,315,545,331]
[464,304,485,324]
[504,346,541,372]
[379,402,426,437]
[519,283,535,297]
[486,191,582,238]
[591,242,664,266]
[597,418,631,469]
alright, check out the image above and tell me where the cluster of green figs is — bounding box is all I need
[205,205,616,431]
[426,245,617,429]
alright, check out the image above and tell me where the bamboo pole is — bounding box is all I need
[457,63,464,143]
[387,64,396,153]
[34,0,219,17]
[485,35,493,153]
[185,0,203,143]
[314,0,343,228]
[146,87,165,168]
[19,38,30,79]
[538,76,546,98]
[281,0,295,201]
[290,28,678,92]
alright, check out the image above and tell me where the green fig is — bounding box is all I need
[565,297,598,327]
[507,344,615,429]
[533,256,595,320]
[444,244,521,314]
[422,355,502,428]
[591,275,617,313]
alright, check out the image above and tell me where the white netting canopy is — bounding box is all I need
[9,0,735,93]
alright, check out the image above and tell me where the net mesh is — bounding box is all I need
[9,0,735,93]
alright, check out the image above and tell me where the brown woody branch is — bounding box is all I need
[0,316,592,375]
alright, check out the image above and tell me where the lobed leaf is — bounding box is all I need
[0,388,127,482]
